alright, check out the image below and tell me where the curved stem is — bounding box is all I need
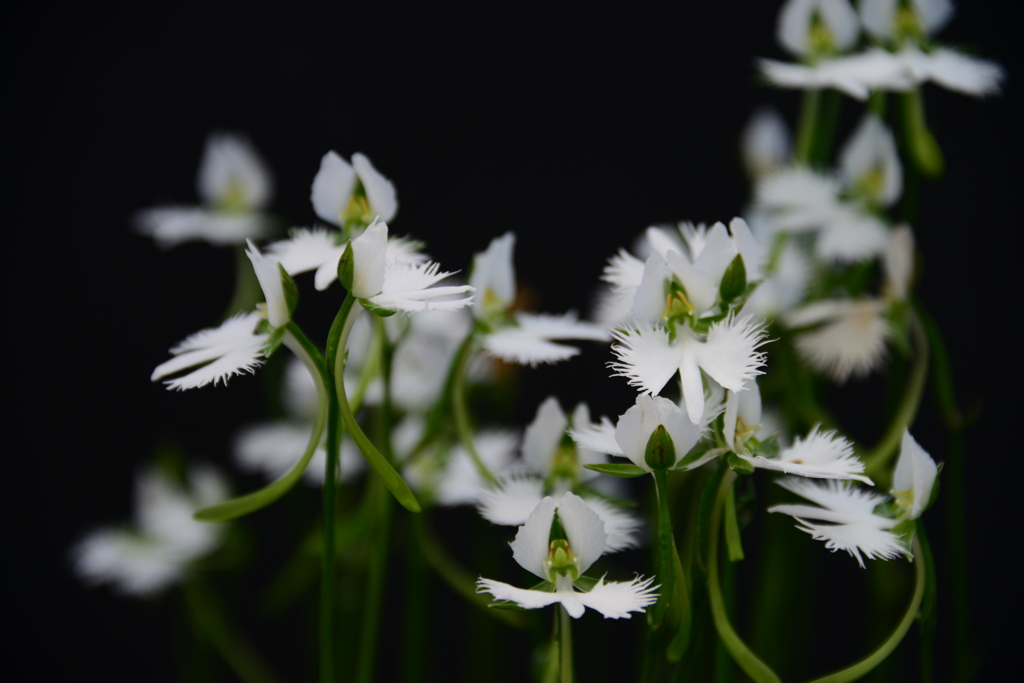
[560,606,574,683]
[805,536,927,683]
[332,296,421,513]
[183,578,280,683]
[194,328,328,522]
[451,331,499,486]
[863,310,929,480]
[708,471,782,683]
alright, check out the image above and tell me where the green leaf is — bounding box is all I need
[719,254,747,303]
[278,263,299,316]
[359,298,398,318]
[262,326,287,358]
[583,463,647,478]
[337,240,354,291]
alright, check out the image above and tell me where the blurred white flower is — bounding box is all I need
[741,107,792,178]
[777,0,860,58]
[135,132,274,248]
[838,114,903,208]
[786,298,890,382]
[72,466,228,596]
[311,151,397,226]
[151,312,268,391]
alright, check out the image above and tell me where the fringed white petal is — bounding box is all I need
[483,328,580,366]
[476,578,563,610]
[581,496,641,553]
[696,315,768,393]
[790,519,905,568]
[745,426,871,483]
[556,492,608,574]
[609,320,684,397]
[369,261,474,313]
[510,497,558,579]
[789,298,889,382]
[515,312,610,342]
[72,529,185,596]
[133,207,272,248]
[917,47,1005,97]
[266,228,343,276]
[477,476,545,525]
[569,416,624,457]
[576,575,659,619]
[773,477,891,518]
[602,248,646,293]
[152,313,268,391]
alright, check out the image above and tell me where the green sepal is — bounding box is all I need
[262,326,287,358]
[359,298,398,318]
[925,463,942,511]
[573,575,599,592]
[719,254,747,303]
[337,240,355,291]
[754,434,779,459]
[278,263,299,317]
[726,451,755,475]
[583,463,647,478]
[890,519,918,554]
[673,441,713,470]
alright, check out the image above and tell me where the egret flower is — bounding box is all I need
[72,466,228,595]
[838,114,903,208]
[769,429,937,566]
[741,107,792,179]
[785,298,890,382]
[134,132,274,248]
[776,0,860,59]
[471,233,609,366]
[477,397,641,552]
[311,150,397,227]
[477,493,658,619]
[740,425,871,483]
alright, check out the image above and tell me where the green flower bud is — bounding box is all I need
[644,424,677,471]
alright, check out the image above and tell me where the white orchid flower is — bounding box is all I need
[134,132,274,248]
[859,0,954,43]
[838,114,903,208]
[470,233,609,365]
[777,0,860,58]
[311,151,398,226]
[611,315,767,425]
[72,466,228,595]
[350,220,475,314]
[769,430,937,566]
[477,493,658,619]
[785,298,890,382]
[476,398,641,553]
[151,312,269,391]
[739,426,871,483]
[570,395,711,473]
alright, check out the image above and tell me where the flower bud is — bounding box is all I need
[644,424,677,471]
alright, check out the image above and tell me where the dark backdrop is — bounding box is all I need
[10,2,1018,680]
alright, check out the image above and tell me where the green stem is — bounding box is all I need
[795,89,821,165]
[708,472,781,683]
[402,523,428,683]
[723,483,744,562]
[805,536,927,683]
[863,309,929,481]
[182,578,280,683]
[560,606,574,683]
[650,470,676,626]
[321,328,344,683]
[194,328,329,522]
[355,479,394,683]
[451,331,499,486]
[332,296,421,513]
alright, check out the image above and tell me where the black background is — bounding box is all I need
[11,2,1019,680]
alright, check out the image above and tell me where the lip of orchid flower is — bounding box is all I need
[785,298,890,382]
[151,312,269,391]
[739,425,873,483]
[476,493,658,619]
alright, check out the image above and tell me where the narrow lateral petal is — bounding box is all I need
[569,416,624,457]
[483,328,580,366]
[892,430,937,520]
[352,152,398,222]
[310,151,356,225]
[514,312,610,342]
[477,477,545,526]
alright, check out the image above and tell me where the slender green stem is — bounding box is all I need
[402,523,428,683]
[182,578,280,683]
[560,606,574,683]
[795,89,821,165]
[355,479,394,683]
[723,483,744,562]
[651,470,676,626]
[805,536,927,683]
[863,310,929,481]
[451,331,499,486]
[708,472,781,683]
[321,321,345,683]
[332,296,421,512]
[194,329,329,522]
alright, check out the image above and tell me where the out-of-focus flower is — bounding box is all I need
[72,466,228,595]
[135,132,274,248]
[311,151,397,227]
